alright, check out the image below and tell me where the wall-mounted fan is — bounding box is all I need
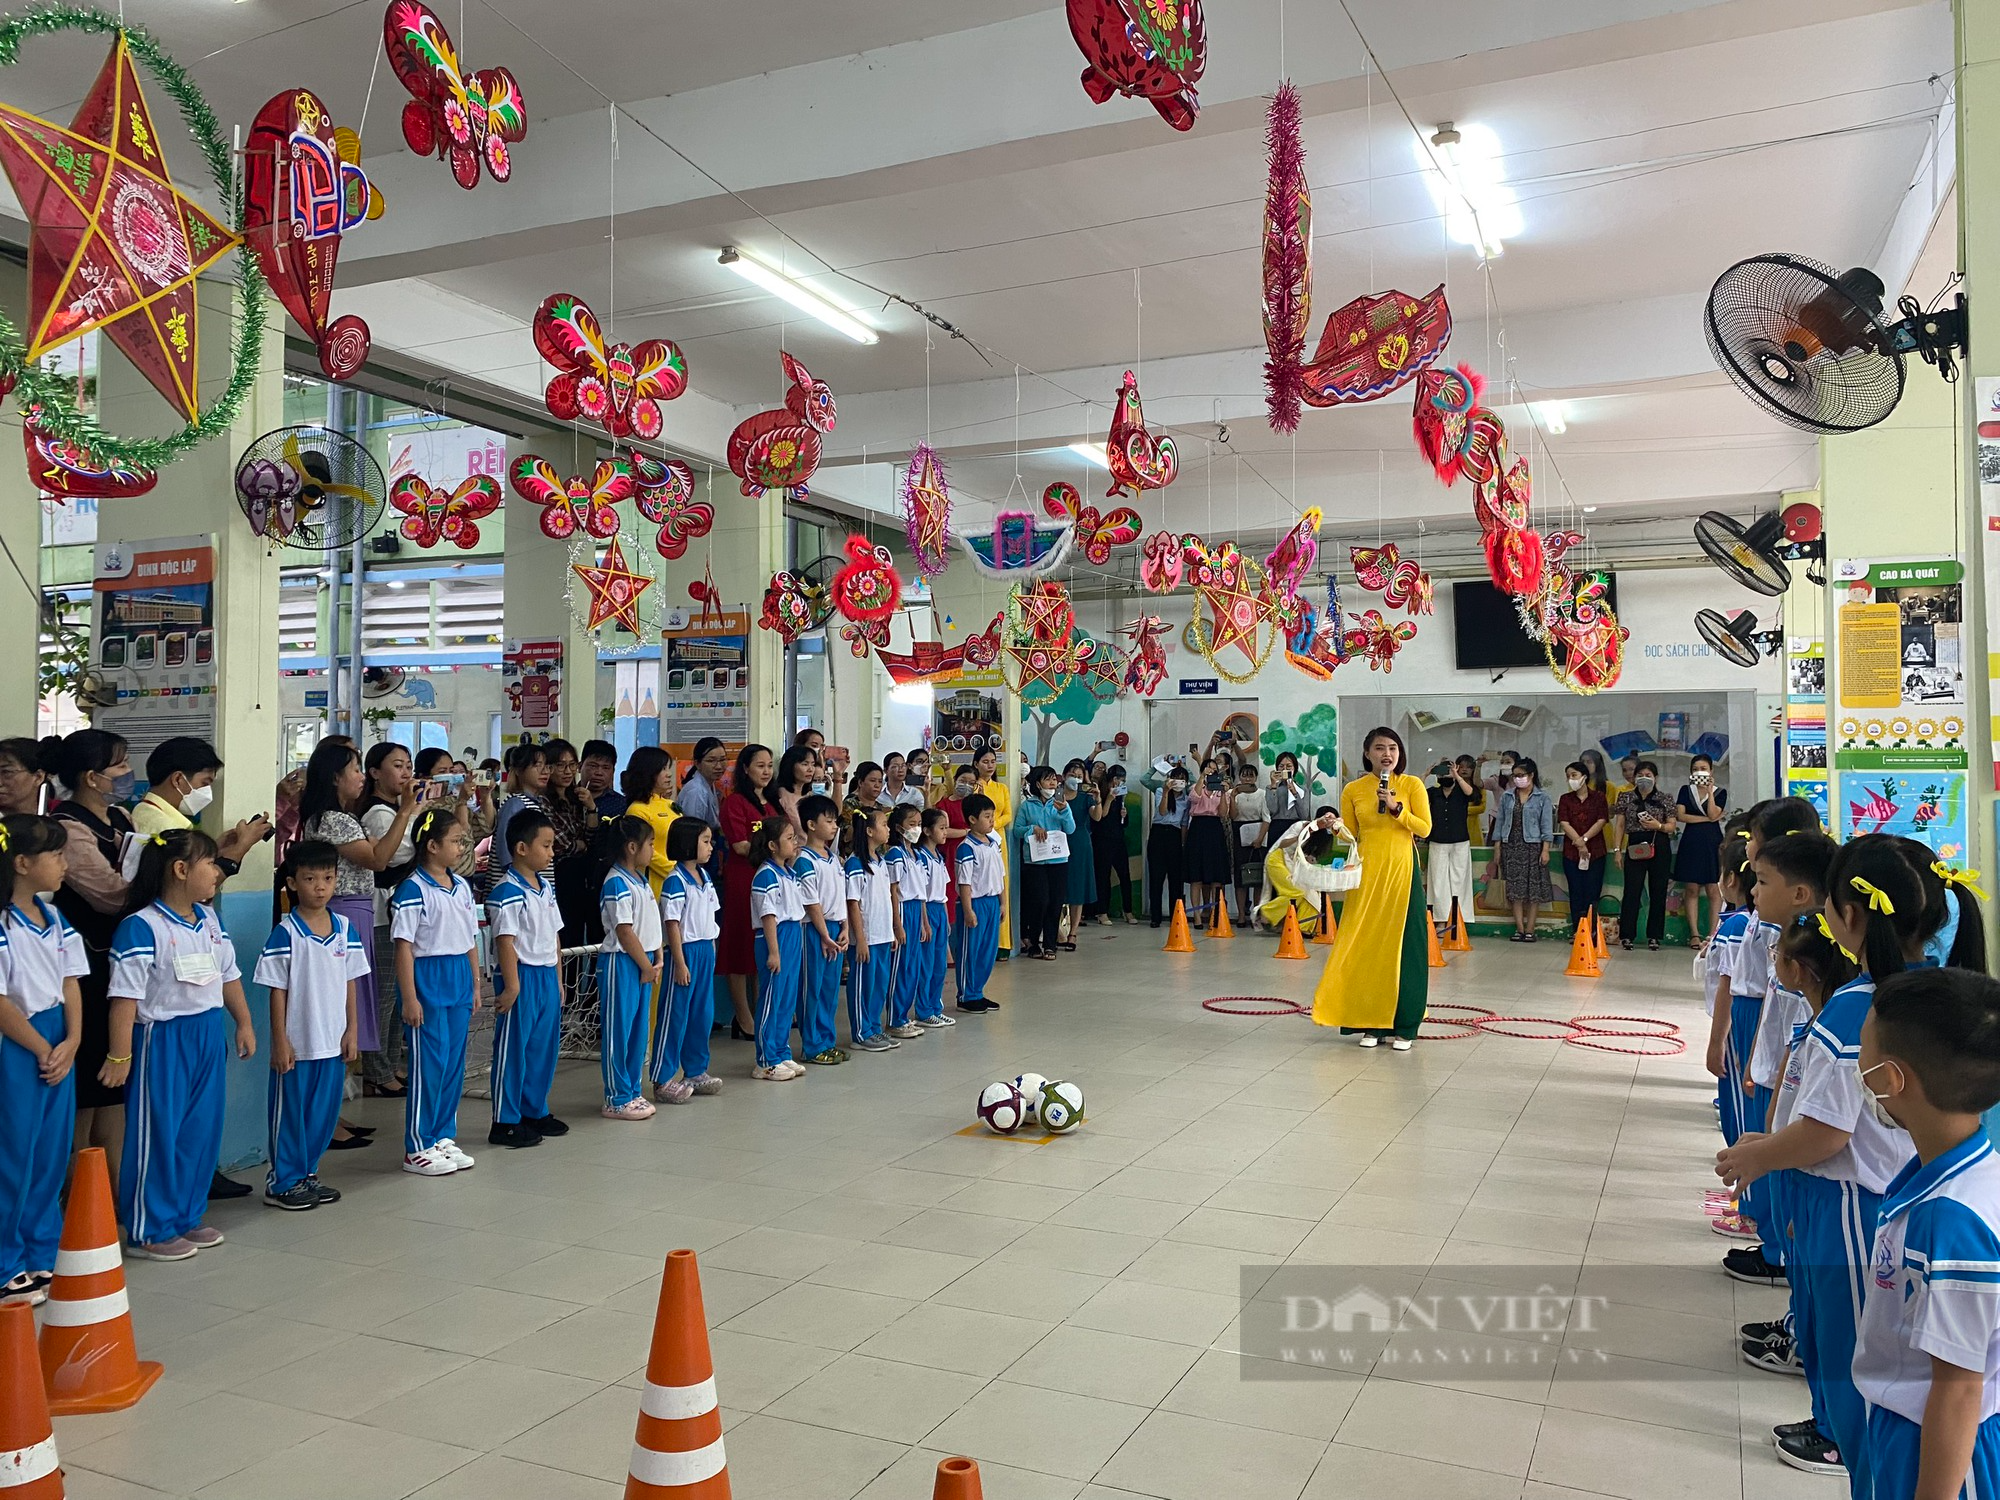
[1705,253,1968,434]
[1694,511,1794,596]
[234,427,386,551]
[362,666,406,698]
[1695,608,1782,669]
[72,669,117,711]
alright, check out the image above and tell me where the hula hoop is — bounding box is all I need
[1570,1014,1680,1039]
[1471,1016,1582,1040]
[1565,1033,1687,1057]
[1201,996,1308,1016]
[1429,1002,1500,1021]
[1417,1017,1481,1041]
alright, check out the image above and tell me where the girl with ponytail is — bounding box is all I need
[1824,836,1927,984]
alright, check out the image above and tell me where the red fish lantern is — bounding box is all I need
[384,1,527,189]
[243,88,382,381]
[728,352,835,501]
[25,415,154,499]
[1066,0,1206,131]
[630,454,711,560]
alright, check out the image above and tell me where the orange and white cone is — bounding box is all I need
[626,1249,729,1499]
[933,1456,984,1499]
[1314,896,1337,945]
[0,1302,61,1497]
[1163,901,1196,954]
[40,1147,161,1416]
[1274,907,1309,960]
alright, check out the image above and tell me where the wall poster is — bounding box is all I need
[934,664,1006,758]
[661,610,750,750]
[92,535,216,770]
[501,638,563,743]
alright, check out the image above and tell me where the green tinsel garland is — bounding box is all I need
[0,5,266,470]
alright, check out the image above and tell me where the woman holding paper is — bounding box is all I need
[1014,765,1074,962]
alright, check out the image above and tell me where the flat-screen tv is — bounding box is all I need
[1452,575,1618,671]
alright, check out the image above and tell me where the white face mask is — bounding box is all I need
[180,782,214,819]
[903,827,920,843]
[1858,1061,1902,1131]
[1566,775,1584,791]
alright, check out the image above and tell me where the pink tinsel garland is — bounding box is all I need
[1261,82,1310,434]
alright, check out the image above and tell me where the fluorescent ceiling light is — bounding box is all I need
[719,246,878,345]
[1538,402,1567,435]
[385,578,407,590]
[1069,441,1110,470]
[1582,505,1598,514]
[1420,123,1521,259]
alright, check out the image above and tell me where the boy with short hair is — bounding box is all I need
[1853,968,2000,1500]
[954,795,1004,1013]
[486,811,567,1149]
[795,795,849,1066]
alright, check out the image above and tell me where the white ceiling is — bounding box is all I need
[0,0,1959,540]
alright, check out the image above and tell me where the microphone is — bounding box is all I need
[1377,768,1392,810]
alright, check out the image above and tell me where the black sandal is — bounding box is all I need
[362,1080,406,1099]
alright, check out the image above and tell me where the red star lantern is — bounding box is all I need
[0,35,239,420]
[572,536,654,634]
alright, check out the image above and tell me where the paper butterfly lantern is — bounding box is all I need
[24,415,154,500]
[958,510,1075,578]
[1261,82,1312,434]
[1122,615,1169,696]
[1105,370,1178,499]
[1140,531,1185,592]
[385,1,527,189]
[630,454,711,560]
[1264,509,1320,605]
[509,454,632,541]
[727,351,835,501]
[533,293,688,442]
[572,536,653,635]
[243,88,383,382]
[390,472,501,550]
[1301,286,1452,408]
[840,621,891,657]
[1066,0,1205,130]
[1042,480,1140,566]
[903,443,952,577]
[831,536,902,624]
[1341,609,1418,672]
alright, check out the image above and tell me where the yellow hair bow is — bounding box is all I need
[1849,876,1895,916]
[149,831,167,847]
[1815,912,1858,962]
[1931,862,1987,900]
[0,823,9,851]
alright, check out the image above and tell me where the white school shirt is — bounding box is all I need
[600,865,662,954]
[661,867,720,944]
[1699,909,1748,1013]
[750,861,806,925]
[389,869,480,958]
[956,832,1005,899]
[1749,921,1798,1088]
[916,845,951,903]
[0,897,88,1019]
[109,902,242,1023]
[487,867,562,968]
[1854,1133,2000,1427]
[796,846,847,924]
[844,854,896,943]
[252,911,369,1061]
[885,843,913,902]
[1787,977,1914,1194]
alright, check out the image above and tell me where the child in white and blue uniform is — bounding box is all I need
[954,795,1004,1012]
[654,818,722,1103]
[1698,840,1756,1234]
[0,815,86,1303]
[392,809,482,1176]
[886,805,926,1037]
[598,816,662,1120]
[750,816,806,1081]
[254,840,366,1210]
[109,827,258,1258]
[914,810,954,1029]
[486,809,566,1148]
[1853,967,2000,1500]
[844,808,899,1052]
[795,795,849,1066]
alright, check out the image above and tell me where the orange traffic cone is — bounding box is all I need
[1592,912,1610,961]
[626,1249,729,1498]
[1427,919,1447,969]
[41,1147,160,1416]
[1209,901,1235,939]
[1445,903,1473,951]
[1564,920,1601,978]
[933,1456,984,1499]
[1274,906,1309,960]
[1163,901,1196,954]
[1314,896,1337,945]
[1,1302,61,1497]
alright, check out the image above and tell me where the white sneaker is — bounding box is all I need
[437,1139,476,1169]
[1357,1035,1379,1048]
[916,1014,956,1028]
[403,1150,456,1176]
[1389,1037,1413,1051]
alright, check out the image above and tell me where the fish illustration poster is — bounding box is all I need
[1840,769,1968,860]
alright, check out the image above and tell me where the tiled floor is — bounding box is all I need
[50,928,1829,1500]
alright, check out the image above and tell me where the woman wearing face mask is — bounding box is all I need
[42,730,136,1191]
[1015,766,1075,960]
[1089,764,1136,924]
[1492,757,1555,940]
[1673,753,1728,950]
[1556,761,1610,940]
[1147,764,1191,929]
[1614,759,1677,950]
[1312,727,1432,1049]
[1060,759,1096,947]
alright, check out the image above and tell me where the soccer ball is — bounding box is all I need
[1012,1072,1050,1120]
[1039,1080,1085,1133]
[977,1081,1027,1134]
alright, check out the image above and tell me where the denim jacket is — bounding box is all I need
[1492,787,1554,845]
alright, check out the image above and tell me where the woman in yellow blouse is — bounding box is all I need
[970,746,1013,948]
[1312,726,1433,1048]
[620,744,680,895]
